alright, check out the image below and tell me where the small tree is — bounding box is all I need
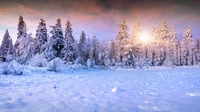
[0,30,13,58]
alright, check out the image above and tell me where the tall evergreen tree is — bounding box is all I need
[170,27,181,65]
[0,30,12,58]
[109,40,116,65]
[181,25,195,65]
[34,19,48,54]
[47,18,65,59]
[159,21,170,65]
[17,15,27,38]
[15,16,34,64]
[61,20,77,63]
[195,38,200,64]
[115,18,130,64]
[78,31,88,61]
[131,20,141,45]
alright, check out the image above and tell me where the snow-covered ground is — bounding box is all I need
[0,65,200,112]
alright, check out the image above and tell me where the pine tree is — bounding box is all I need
[88,36,100,65]
[17,15,27,38]
[131,20,144,67]
[131,20,141,45]
[181,25,195,65]
[109,40,116,65]
[61,20,77,63]
[98,42,110,67]
[195,38,200,64]
[34,19,48,54]
[0,30,12,58]
[115,18,130,65]
[15,16,35,64]
[159,21,170,65]
[170,27,181,65]
[48,18,65,59]
[78,31,88,61]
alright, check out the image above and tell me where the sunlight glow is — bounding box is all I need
[140,31,150,44]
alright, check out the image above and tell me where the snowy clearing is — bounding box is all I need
[0,66,200,112]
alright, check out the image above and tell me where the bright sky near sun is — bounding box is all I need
[0,0,200,43]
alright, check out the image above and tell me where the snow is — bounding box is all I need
[0,65,200,112]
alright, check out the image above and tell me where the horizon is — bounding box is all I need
[0,0,200,43]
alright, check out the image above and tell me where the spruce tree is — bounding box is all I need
[34,19,48,54]
[61,20,77,63]
[0,30,12,58]
[170,27,181,65]
[181,25,195,65]
[78,31,88,61]
[48,18,65,59]
[115,18,130,65]
[15,16,34,64]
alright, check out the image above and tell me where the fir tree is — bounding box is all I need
[0,30,12,58]
[61,20,77,63]
[17,15,27,38]
[181,25,195,65]
[15,16,35,64]
[78,31,88,61]
[115,18,130,64]
[34,19,48,54]
[170,27,181,65]
[48,18,65,59]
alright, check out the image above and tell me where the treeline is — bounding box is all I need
[0,16,200,68]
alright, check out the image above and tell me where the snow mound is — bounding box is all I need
[28,53,48,67]
[186,92,200,96]
[4,60,23,75]
[47,58,63,72]
[111,87,118,93]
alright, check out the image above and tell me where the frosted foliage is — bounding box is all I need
[86,59,93,68]
[47,58,63,72]
[28,53,48,67]
[6,60,23,75]
[15,34,35,64]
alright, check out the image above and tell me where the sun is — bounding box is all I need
[140,31,150,44]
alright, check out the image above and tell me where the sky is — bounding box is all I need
[0,0,200,43]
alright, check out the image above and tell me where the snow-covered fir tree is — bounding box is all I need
[0,30,13,58]
[181,25,195,65]
[89,36,100,65]
[17,15,27,38]
[34,19,48,54]
[47,18,65,60]
[131,20,141,45]
[15,16,35,64]
[109,40,116,65]
[170,27,181,66]
[61,20,77,63]
[195,38,200,64]
[78,31,88,61]
[115,18,130,65]
[159,21,170,66]
[98,42,110,67]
